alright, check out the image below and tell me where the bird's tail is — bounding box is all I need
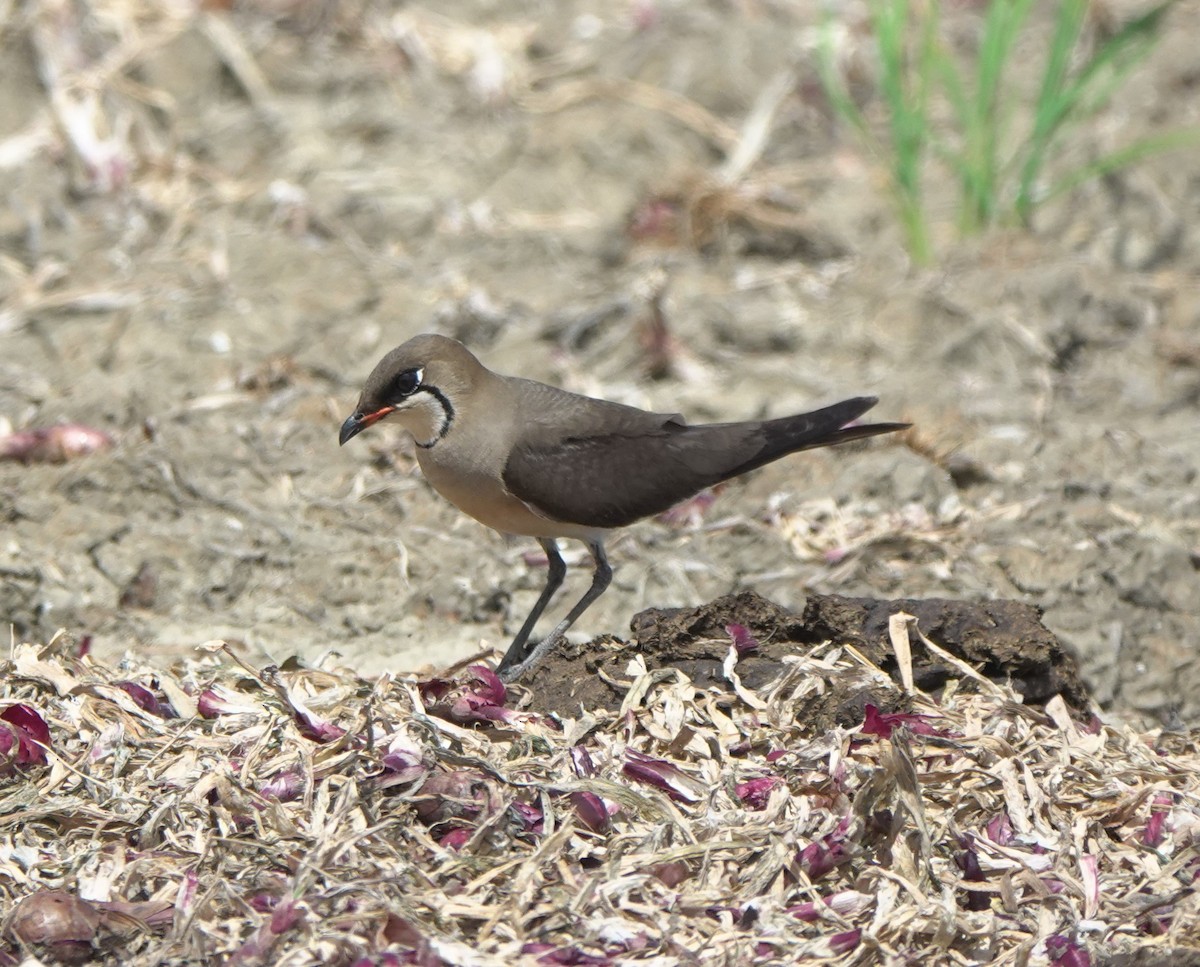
[723,397,908,481]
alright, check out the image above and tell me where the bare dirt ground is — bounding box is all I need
[2,0,1199,726]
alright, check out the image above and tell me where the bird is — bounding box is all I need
[339,333,907,680]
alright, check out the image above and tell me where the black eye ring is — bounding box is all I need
[393,367,423,399]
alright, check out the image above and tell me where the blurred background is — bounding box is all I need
[1,0,1198,723]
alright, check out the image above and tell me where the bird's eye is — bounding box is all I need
[392,367,423,399]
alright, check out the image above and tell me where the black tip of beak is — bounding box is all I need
[339,413,364,446]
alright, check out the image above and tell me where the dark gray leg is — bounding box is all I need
[497,537,567,674]
[500,540,612,681]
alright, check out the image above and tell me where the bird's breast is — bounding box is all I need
[414,444,604,541]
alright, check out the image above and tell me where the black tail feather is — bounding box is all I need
[722,397,908,481]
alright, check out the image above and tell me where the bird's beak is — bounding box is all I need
[339,406,394,445]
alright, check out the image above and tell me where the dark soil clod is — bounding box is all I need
[521,590,1090,718]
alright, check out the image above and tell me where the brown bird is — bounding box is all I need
[340,334,906,679]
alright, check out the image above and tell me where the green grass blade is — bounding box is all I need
[1056,1,1174,121]
[1017,0,1177,222]
[1015,0,1090,222]
[963,0,1037,228]
[817,2,931,260]
[852,0,935,262]
[1040,128,1200,203]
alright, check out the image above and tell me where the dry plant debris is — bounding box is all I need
[2,628,1198,966]
[0,425,114,464]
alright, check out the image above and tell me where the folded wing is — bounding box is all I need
[503,396,904,530]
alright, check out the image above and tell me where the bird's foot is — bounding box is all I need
[497,631,562,683]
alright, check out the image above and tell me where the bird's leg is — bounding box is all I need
[500,540,612,682]
[497,537,567,674]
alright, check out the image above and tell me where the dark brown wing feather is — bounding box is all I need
[502,396,905,530]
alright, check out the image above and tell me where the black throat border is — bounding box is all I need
[415,386,455,449]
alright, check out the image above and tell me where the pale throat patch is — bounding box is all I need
[400,391,452,448]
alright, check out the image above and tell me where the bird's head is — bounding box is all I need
[339,334,482,449]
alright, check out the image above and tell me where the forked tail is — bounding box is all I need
[723,397,908,481]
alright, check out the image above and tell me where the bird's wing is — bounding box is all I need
[501,390,902,530]
[502,417,765,529]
